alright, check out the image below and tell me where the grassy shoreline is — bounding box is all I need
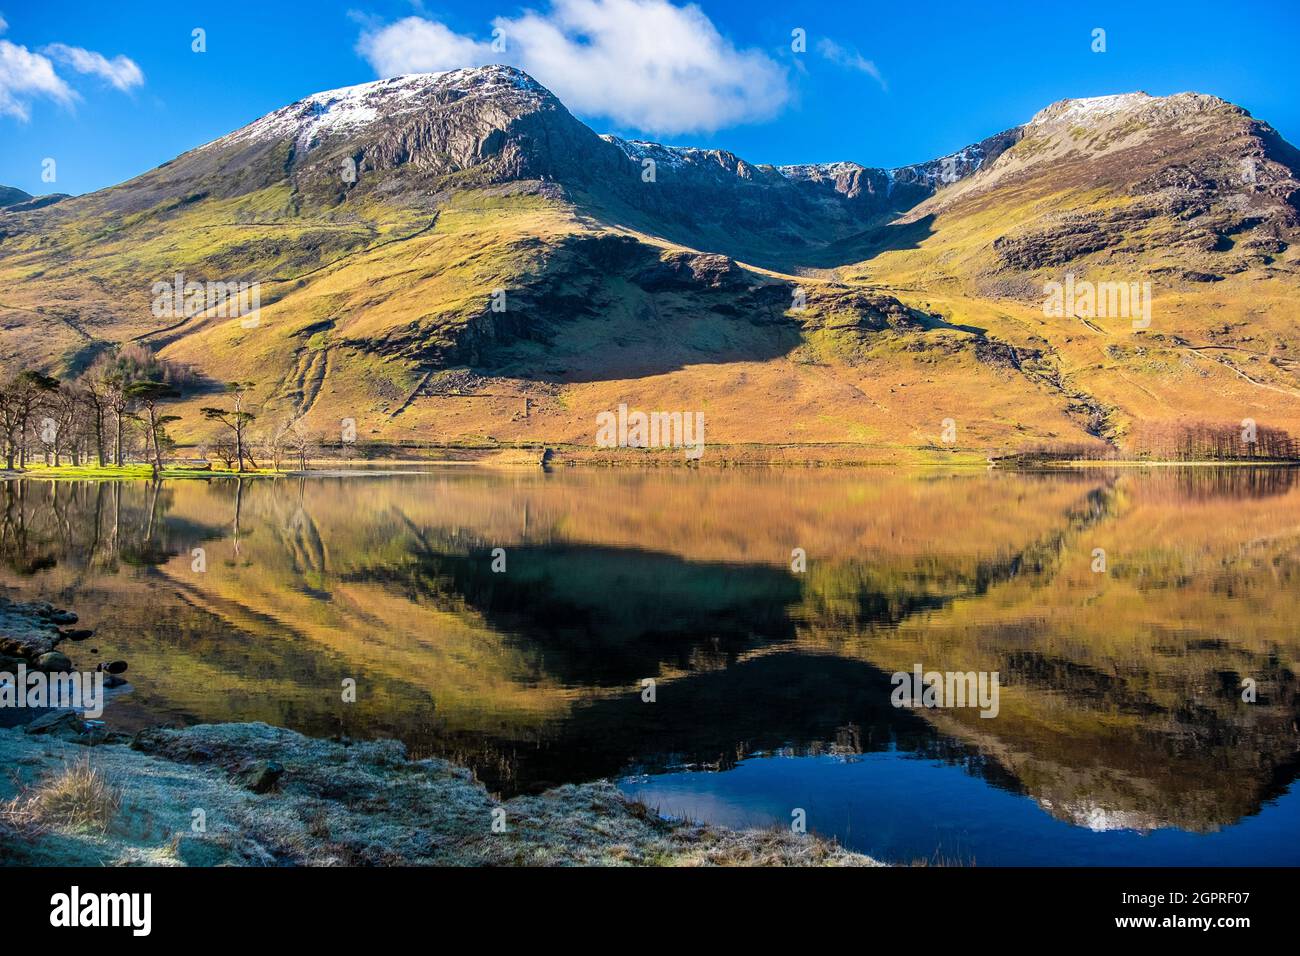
[4,450,1298,481]
[989,458,1300,469]
[0,720,880,867]
[5,463,284,481]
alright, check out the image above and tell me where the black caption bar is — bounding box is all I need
[0,866,1285,941]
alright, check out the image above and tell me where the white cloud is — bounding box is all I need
[0,40,73,120]
[43,43,144,92]
[0,16,143,121]
[817,38,886,92]
[359,17,494,75]
[357,0,790,135]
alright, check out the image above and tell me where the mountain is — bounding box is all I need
[848,92,1300,280]
[0,186,70,213]
[0,186,32,208]
[1,66,1298,458]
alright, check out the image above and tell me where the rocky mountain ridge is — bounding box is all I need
[2,66,1299,458]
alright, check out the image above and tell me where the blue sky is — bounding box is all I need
[3,0,1298,197]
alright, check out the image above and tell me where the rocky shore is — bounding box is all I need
[1,598,877,867]
[0,596,81,673]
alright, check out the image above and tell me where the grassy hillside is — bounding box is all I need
[2,77,1298,459]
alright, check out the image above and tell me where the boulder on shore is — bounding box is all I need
[0,597,70,662]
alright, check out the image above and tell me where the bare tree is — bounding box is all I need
[210,437,237,470]
[263,421,293,473]
[77,370,112,466]
[283,419,320,471]
[44,383,85,467]
[201,381,258,472]
[0,370,58,470]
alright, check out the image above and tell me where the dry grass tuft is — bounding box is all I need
[3,756,121,834]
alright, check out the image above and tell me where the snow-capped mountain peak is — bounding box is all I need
[201,65,549,154]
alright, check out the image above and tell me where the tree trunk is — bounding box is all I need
[95,408,106,467]
[149,408,163,478]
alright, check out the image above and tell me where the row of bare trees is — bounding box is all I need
[1127,420,1300,461]
[1,346,321,476]
[998,421,1300,463]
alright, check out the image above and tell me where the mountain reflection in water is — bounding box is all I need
[1,466,1297,864]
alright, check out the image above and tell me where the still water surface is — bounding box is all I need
[2,466,1297,865]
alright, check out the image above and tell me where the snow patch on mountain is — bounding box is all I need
[1030,91,1234,128]
[200,65,550,154]
[778,161,870,180]
[1036,92,1155,124]
[599,136,695,170]
[201,74,439,153]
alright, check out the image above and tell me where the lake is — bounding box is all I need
[2,465,1298,865]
